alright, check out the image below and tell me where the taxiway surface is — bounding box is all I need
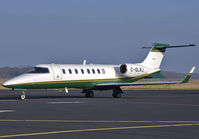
[0,90,199,139]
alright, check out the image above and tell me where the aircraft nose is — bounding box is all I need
[3,80,12,88]
[3,78,20,88]
[3,74,33,88]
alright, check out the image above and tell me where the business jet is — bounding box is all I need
[3,43,196,100]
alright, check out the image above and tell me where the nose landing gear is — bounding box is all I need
[12,89,27,100]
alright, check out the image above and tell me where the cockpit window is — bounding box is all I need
[28,67,49,74]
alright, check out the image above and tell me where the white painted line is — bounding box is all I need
[0,110,15,113]
[47,101,87,104]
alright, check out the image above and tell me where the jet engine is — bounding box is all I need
[119,64,145,77]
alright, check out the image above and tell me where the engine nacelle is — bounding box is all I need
[119,64,146,77]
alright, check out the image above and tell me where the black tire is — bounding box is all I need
[112,88,123,98]
[85,91,94,98]
[112,92,121,98]
[112,93,117,98]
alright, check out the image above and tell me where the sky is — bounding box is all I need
[0,0,198,73]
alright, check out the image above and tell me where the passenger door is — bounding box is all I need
[51,65,62,80]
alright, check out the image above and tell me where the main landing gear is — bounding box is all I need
[82,90,94,98]
[82,88,123,98]
[112,87,123,98]
[20,91,26,100]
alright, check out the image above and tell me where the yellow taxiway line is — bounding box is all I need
[157,121,199,123]
[0,123,199,138]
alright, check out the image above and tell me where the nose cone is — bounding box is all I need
[3,74,37,89]
[3,80,15,88]
[3,75,25,88]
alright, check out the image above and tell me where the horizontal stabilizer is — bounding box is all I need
[143,43,196,49]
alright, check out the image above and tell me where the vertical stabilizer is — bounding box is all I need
[142,43,168,69]
[141,43,195,69]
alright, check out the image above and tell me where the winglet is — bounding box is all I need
[181,66,195,83]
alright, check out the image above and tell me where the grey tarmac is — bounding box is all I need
[0,89,199,139]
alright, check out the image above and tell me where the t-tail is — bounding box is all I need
[141,43,196,69]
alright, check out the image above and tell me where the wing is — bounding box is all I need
[96,66,195,88]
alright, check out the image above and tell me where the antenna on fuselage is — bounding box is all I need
[83,60,87,65]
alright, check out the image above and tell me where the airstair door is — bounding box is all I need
[51,65,62,80]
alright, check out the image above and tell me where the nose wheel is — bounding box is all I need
[20,91,26,100]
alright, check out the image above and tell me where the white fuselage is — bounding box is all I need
[3,63,158,89]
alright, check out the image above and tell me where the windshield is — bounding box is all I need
[28,67,49,74]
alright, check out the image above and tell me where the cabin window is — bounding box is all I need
[68,69,72,74]
[92,69,95,74]
[75,69,78,74]
[102,69,105,74]
[81,69,84,74]
[28,67,49,74]
[87,69,90,74]
[97,69,100,74]
[62,69,66,74]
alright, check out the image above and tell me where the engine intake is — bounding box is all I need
[120,64,127,73]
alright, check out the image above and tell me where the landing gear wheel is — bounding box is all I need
[112,87,123,98]
[20,92,26,100]
[112,92,121,98]
[84,90,94,98]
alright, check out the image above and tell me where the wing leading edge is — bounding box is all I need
[96,66,195,87]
